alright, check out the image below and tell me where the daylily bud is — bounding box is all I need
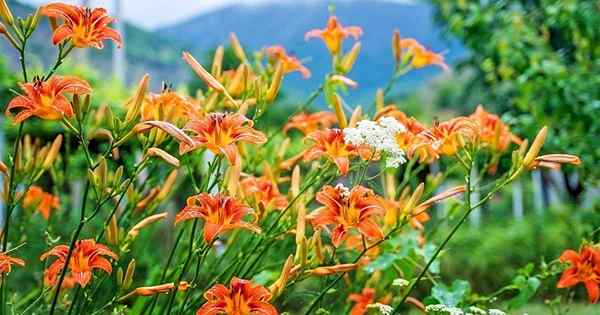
[123,259,136,290]
[147,147,180,168]
[269,255,297,298]
[135,120,195,150]
[116,267,124,287]
[528,154,582,170]
[0,161,7,176]
[211,45,224,77]
[119,281,189,301]
[183,51,237,105]
[291,165,301,197]
[27,7,41,33]
[295,194,307,266]
[265,61,284,102]
[331,94,347,129]
[127,212,168,239]
[375,89,384,112]
[415,185,465,214]
[277,138,291,161]
[523,126,547,167]
[106,214,119,245]
[348,106,362,128]
[330,75,358,89]
[42,134,63,169]
[134,187,160,212]
[308,263,358,276]
[157,170,177,201]
[384,171,396,199]
[402,183,424,215]
[230,32,247,62]
[227,63,247,96]
[340,42,361,73]
[0,0,14,26]
[392,30,401,63]
[125,74,150,123]
[95,156,108,193]
[226,159,242,196]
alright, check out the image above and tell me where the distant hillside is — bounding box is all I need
[163,0,466,102]
[0,0,189,88]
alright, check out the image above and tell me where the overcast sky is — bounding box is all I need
[22,0,416,29]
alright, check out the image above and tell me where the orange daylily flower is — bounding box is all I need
[470,105,521,152]
[240,175,288,212]
[0,252,25,274]
[41,3,122,49]
[197,277,278,315]
[308,184,384,247]
[22,185,60,220]
[303,128,359,175]
[557,246,600,304]
[305,16,362,55]
[40,239,118,288]
[6,76,91,123]
[180,113,267,164]
[283,111,338,135]
[410,117,476,163]
[266,45,311,79]
[174,193,260,243]
[394,36,448,70]
[142,86,201,126]
[348,288,376,315]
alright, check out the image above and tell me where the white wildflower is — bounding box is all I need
[335,183,350,199]
[367,303,393,315]
[488,309,506,315]
[425,304,464,315]
[343,117,407,168]
[392,278,409,287]
[467,306,486,315]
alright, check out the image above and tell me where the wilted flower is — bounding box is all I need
[41,3,122,48]
[180,113,267,164]
[6,76,91,123]
[240,175,288,212]
[22,185,60,219]
[197,277,278,315]
[348,288,375,315]
[308,184,384,247]
[174,193,260,243]
[305,16,362,55]
[284,111,338,135]
[40,239,118,288]
[557,245,600,303]
[304,128,359,175]
[266,45,311,78]
[0,252,25,274]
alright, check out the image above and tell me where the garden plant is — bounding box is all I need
[0,1,595,315]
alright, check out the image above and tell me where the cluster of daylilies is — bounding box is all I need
[0,1,592,314]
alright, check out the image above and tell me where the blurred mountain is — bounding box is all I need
[1,0,465,102]
[1,0,190,89]
[162,0,466,102]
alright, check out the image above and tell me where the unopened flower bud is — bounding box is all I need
[340,42,361,73]
[42,134,63,169]
[332,94,347,129]
[0,0,14,26]
[523,126,547,167]
[211,45,224,77]
[125,74,150,123]
[265,61,284,102]
[230,32,247,62]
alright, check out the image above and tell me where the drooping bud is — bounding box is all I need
[147,147,180,168]
[269,255,297,298]
[127,212,168,239]
[307,263,358,276]
[182,51,237,105]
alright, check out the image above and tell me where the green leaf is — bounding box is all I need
[431,280,471,307]
[508,275,540,309]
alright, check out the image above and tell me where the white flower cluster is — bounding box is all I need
[425,304,464,315]
[343,116,407,168]
[367,303,393,315]
[467,306,487,315]
[487,310,506,315]
[392,278,410,287]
